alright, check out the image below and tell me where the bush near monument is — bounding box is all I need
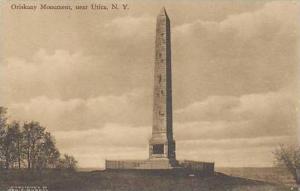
[273,144,300,184]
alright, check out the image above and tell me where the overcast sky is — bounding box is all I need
[0,0,299,168]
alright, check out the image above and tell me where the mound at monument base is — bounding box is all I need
[105,159,214,175]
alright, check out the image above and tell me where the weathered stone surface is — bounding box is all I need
[149,7,176,161]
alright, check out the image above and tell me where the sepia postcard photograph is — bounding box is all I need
[0,0,299,190]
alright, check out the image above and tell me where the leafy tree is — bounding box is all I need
[0,107,77,171]
[274,144,300,184]
[0,107,7,133]
[58,154,78,170]
[0,107,7,168]
[3,121,22,168]
[35,132,60,169]
[22,121,61,169]
[14,122,23,169]
[22,121,45,169]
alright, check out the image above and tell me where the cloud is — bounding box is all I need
[104,16,155,37]
[51,123,296,168]
[53,123,150,151]
[172,1,299,106]
[53,125,296,167]
[50,123,150,167]
[176,135,297,167]
[175,91,297,140]
[0,48,154,105]
[8,88,152,131]
[178,136,295,150]
[2,1,299,108]
[1,49,95,103]
[7,89,298,167]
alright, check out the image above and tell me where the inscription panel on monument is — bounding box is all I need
[153,144,164,154]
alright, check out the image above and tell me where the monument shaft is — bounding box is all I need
[149,8,176,160]
[105,8,214,172]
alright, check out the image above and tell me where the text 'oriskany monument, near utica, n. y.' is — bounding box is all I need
[105,8,214,174]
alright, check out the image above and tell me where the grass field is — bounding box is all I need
[0,168,294,191]
[216,167,295,186]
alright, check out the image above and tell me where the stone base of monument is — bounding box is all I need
[105,159,214,175]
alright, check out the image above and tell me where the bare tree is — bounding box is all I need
[274,144,300,184]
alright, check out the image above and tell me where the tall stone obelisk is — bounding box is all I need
[149,7,176,163]
[105,8,214,172]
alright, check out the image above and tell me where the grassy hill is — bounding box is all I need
[217,167,295,186]
[0,169,292,191]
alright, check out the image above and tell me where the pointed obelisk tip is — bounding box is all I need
[159,7,168,16]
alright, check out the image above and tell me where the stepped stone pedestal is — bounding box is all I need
[106,159,174,170]
[105,159,214,175]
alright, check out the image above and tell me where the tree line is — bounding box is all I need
[0,107,77,170]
